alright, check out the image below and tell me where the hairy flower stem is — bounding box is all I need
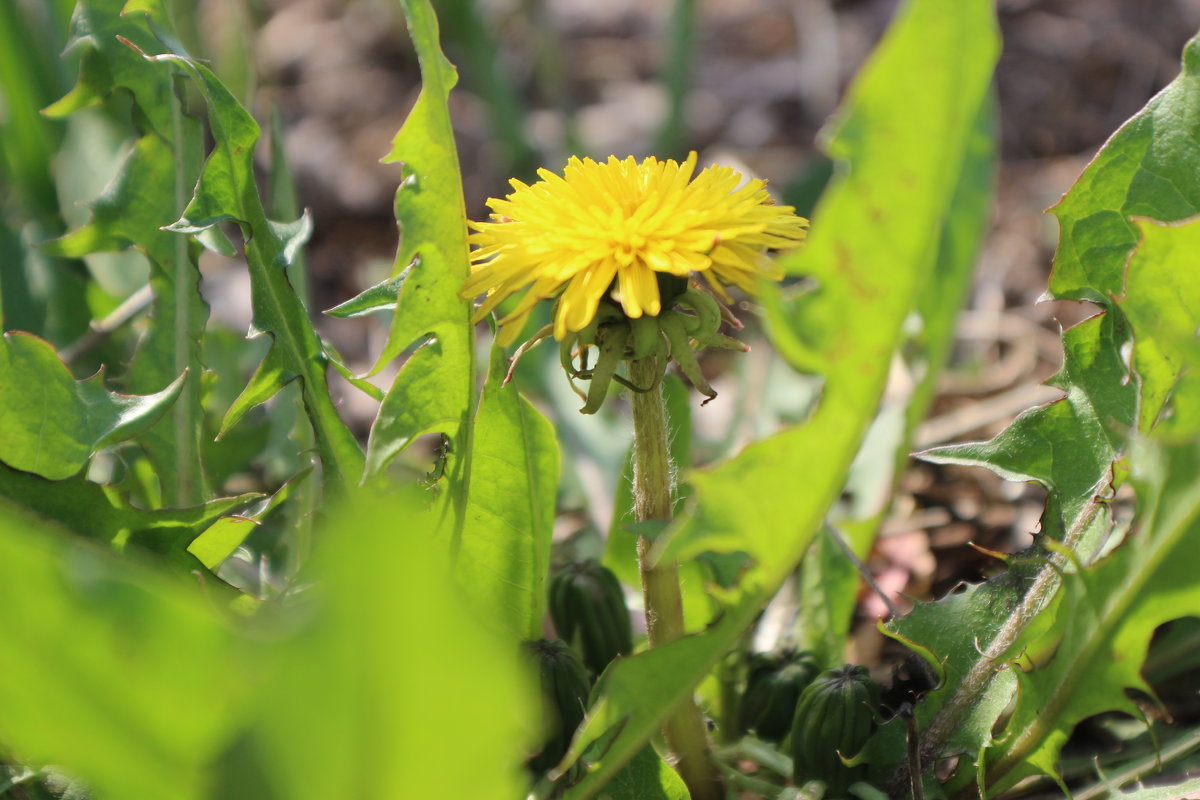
[629,355,722,800]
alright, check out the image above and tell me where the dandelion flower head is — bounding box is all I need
[461,152,809,346]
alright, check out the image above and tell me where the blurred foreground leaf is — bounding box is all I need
[0,501,243,800]
[248,487,537,799]
[802,88,997,663]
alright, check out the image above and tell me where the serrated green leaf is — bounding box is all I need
[44,124,211,505]
[919,310,1133,536]
[886,34,1200,792]
[248,486,537,800]
[324,343,386,401]
[917,387,1098,502]
[457,346,559,640]
[44,0,180,137]
[366,340,461,476]
[560,0,1000,792]
[1047,308,1138,446]
[962,195,1200,799]
[137,49,363,492]
[219,342,298,438]
[884,316,1132,794]
[41,133,201,265]
[0,499,243,800]
[1048,33,1200,304]
[364,0,476,515]
[0,461,258,554]
[980,437,1200,794]
[866,565,1035,787]
[0,331,184,480]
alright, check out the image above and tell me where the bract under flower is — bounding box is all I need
[460,152,809,346]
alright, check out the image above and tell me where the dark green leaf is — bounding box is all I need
[45,126,211,505]
[882,35,1200,793]
[980,437,1200,793]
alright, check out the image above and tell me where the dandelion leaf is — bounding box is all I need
[1048,33,1200,304]
[187,470,310,569]
[0,461,258,565]
[882,38,1200,794]
[324,270,407,319]
[246,488,536,800]
[143,51,362,491]
[0,500,243,800]
[0,331,184,480]
[920,310,1133,539]
[41,2,212,504]
[980,435,1200,795]
[44,0,179,137]
[1118,218,1200,432]
[363,0,476,494]
[459,347,559,641]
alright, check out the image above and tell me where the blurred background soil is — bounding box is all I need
[198,0,1199,610]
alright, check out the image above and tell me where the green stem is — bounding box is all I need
[629,354,722,800]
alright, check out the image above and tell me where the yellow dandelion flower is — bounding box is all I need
[460,152,809,347]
